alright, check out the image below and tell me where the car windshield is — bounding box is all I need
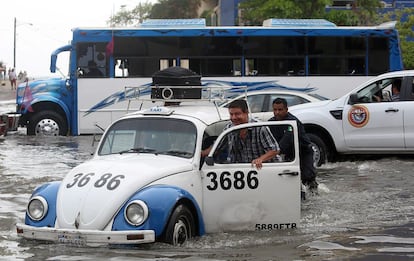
[98,118,197,158]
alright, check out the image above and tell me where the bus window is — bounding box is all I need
[368,37,389,75]
[188,58,240,76]
[309,57,365,76]
[244,36,305,56]
[77,43,107,78]
[180,59,190,69]
[160,59,176,70]
[115,59,129,77]
[233,59,241,76]
[245,59,256,76]
[246,57,305,76]
[115,57,160,77]
[308,36,367,76]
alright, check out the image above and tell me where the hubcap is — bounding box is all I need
[35,119,60,136]
[311,143,321,167]
[172,219,188,245]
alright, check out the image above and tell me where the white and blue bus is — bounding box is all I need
[16,18,403,136]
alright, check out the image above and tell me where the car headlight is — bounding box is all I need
[124,200,148,226]
[27,196,48,221]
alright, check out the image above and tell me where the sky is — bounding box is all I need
[0,0,157,78]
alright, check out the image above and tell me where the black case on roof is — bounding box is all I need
[151,67,202,99]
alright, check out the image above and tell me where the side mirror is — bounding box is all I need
[205,156,214,166]
[349,93,359,105]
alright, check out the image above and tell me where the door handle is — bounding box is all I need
[278,171,299,176]
[385,108,399,112]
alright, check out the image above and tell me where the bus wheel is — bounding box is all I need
[307,133,327,167]
[27,111,68,136]
[163,205,195,246]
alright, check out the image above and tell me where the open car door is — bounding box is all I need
[201,121,301,233]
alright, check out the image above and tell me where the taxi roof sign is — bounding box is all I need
[142,106,174,115]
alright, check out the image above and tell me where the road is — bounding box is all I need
[0,80,17,101]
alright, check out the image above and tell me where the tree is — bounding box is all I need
[107,2,153,26]
[239,0,382,26]
[323,0,381,27]
[239,0,332,25]
[380,8,414,69]
[150,0,202,19]
[345,0,382,25]
[324,9,360,26]
[108,0,202,26]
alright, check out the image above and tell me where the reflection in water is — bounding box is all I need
[0,132,413,260]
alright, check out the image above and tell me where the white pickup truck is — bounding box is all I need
[289,70,414,166]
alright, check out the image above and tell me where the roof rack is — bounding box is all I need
[124,85,247,113]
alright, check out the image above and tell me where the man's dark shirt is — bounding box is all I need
[269,112,311,160]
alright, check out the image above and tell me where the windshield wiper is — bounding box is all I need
[119,147,157,154]
[157,150,193,157]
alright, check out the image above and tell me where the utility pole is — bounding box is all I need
[13,17,16,68]
[13,17,33,69]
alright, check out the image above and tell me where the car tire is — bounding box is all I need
[163,204,195,246]
[307,133,327,167]
[27,111,68,136]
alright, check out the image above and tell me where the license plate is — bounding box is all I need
[57,233,86,246]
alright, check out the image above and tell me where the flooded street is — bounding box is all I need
[0,130,413,260]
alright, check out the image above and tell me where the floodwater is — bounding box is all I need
[1,130,414,260]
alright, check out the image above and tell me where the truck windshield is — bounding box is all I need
[98,118,197,158]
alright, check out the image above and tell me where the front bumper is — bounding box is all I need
[16,223,155,246]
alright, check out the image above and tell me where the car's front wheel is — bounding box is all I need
[307,133,328,167]
[27,111,68,136]
[163,204,195,246]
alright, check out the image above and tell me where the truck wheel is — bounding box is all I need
[27,111,68,136]
[307,133,327,167]
[163,205,195,246]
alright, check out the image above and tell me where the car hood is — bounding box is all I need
[289,95,348,114]
[289,99,333,112]
[55,154,193,230]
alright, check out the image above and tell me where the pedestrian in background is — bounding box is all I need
[8,68,17,90]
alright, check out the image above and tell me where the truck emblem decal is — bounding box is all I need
[348,105,369,127]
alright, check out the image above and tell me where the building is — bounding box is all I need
[210,0,242,26]
[327,0,414,8]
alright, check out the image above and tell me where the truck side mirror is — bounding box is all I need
[349,93,359,105]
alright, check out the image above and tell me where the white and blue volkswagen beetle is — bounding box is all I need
[16,97,301,246]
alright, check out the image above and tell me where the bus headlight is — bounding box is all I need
[27,196,48,221]
[124,200,148,226]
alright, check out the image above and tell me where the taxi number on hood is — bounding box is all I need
[206,170,259,191]
[66,173,125,190]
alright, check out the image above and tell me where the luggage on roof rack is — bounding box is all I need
[151,67,202,99]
